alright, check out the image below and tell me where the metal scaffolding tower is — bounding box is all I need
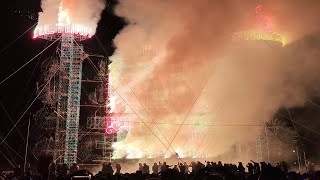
[33,1,109,167]
[34,33,117,166]
[256,134,263,162]
[54,33,84,166]
[84,59,116,163]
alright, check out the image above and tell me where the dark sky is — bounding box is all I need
[0,0,124,168]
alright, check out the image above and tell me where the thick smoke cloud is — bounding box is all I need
[110,0,320,161]
[37,0,105,33]
[264,0,320,42]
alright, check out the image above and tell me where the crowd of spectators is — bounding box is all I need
[1,160,319,180]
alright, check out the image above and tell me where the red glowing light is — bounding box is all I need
[105,115,131,135]
[255,4,272,32]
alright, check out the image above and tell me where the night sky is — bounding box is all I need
[1,0,320,170]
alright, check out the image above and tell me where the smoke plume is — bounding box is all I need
[110,0,320,162]
[37,0,105,33]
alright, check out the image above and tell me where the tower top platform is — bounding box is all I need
[232,30,286,46]
[232,4,286,46]
[33,24,93,41]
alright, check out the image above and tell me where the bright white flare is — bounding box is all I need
[34,0,105,39]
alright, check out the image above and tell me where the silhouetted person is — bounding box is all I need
[185,162,191,174]
[247,163,254,174]
[115,163,121,174]
[173,165,179,172]
[280,161,288,173]
[143,163,149,174]
[179,163,186,174]
[190,162,197,174]
[107,162,114,174]
[102,162,113,174]
[161,162,168,172]
[260,162,267,171]
[195,161,205,174]
[138,163,143,172]
[251,160,260,174]
[152,163,159,174]
[238,162,245,173]
[231,164,237,174]
[206,161,211,167]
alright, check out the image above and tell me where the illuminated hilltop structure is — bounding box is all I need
[233,4,286,46]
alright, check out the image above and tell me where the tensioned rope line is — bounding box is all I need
[286,111,320,136]
[84,55,182,162]
[164,69,215,155]
[112,90,185,161]
[0,138,17,167]
[0,149,15,168]
[181,61,219,148]
[182,104,222,148]
[31,40,100,149]
[29,53,61,135]
[0,136,24,160]
[0,62,59,148]
[82,119,270,126]
[262,35,318,148]
[112,64,179,157]
[277,112,318,143]
[0,135,25,167]
[9,42,58,144]
[0,38,60,86]
[193,84,226,156]
[94,36,182,158]
[201,129,217,157]
[194,106,223,156]
[0,23,37,55]
[11,41,51,140]
[308,99,320,112]
[263,37,320,136]
[85,57,178,159]
[89,36,174,143]
[190,108,223,180]
[85,56,162,139]
[200,106,223,156]
[0,102,26,142]
[59,52,109,143]
[16,41,50,108]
